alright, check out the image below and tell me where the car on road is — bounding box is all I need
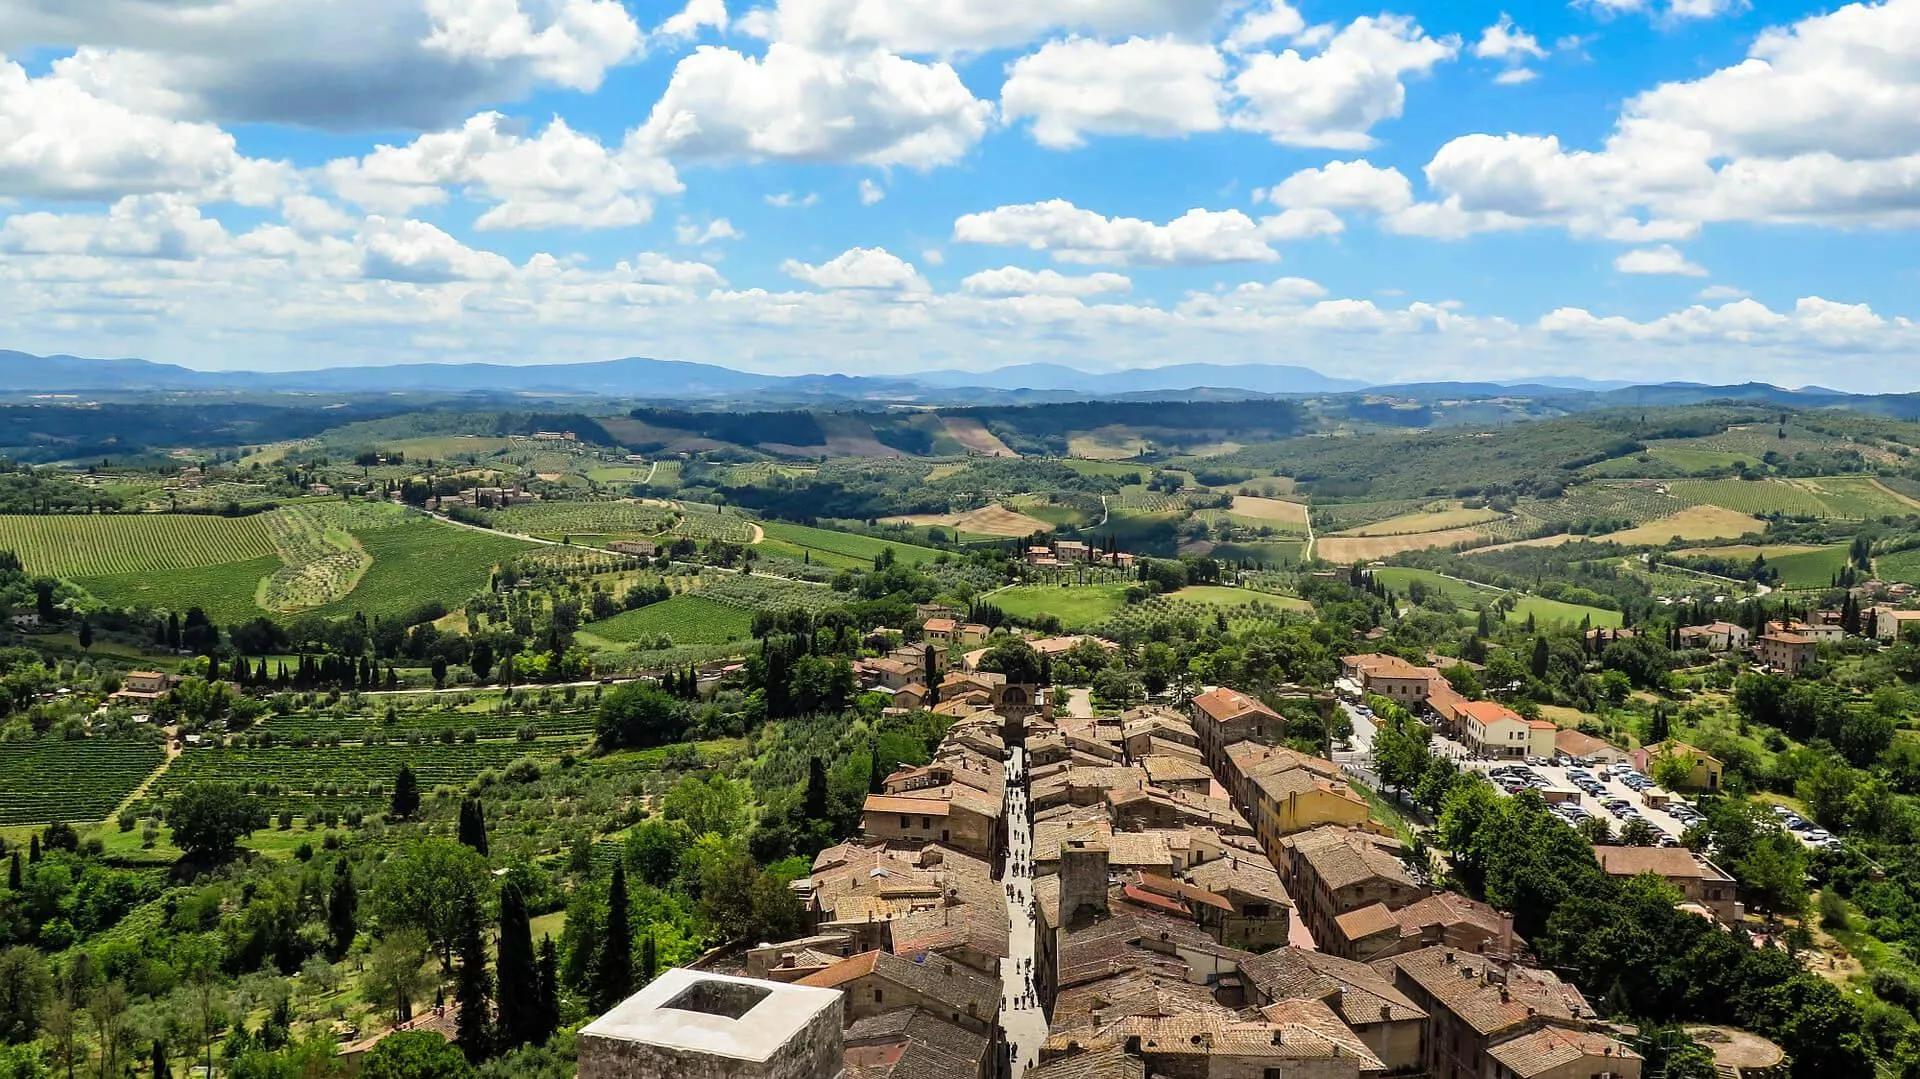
[1806,828,1832,842]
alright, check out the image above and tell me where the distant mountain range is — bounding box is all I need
[0,349,1908,415]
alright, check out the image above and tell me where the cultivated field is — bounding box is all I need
[153,741,563,815]
[1875,548,1920,585]
[882,504,1052,537]
[487,500,672,537]
[757,521,942,567]
[1228,495,1310,527]
[309,513,533,619]
[942,418,1017,456]
[1315,527,1493,563]
[1332,506,1504,537]
[1601,505,1760,546]
[0,513,274,576]
[259,504,372,612]
[1666,478,1832,517]
[0,738,164,825]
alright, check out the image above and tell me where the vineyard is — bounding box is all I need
[257,707,598,743]
[1665,479,1833,518]
[258,505,372,612]
[698,573,844,614]
[487,500,673,537]
[0,738,165,825]
[80,557,284,625]
[308,514,533,620]
[1111,486,1189,512]
[0,513,274,576]
[151,740,565,814]
[583,595,755,646]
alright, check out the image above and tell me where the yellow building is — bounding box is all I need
[1631,740,1723,791]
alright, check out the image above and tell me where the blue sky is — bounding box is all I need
[1,0,1917,389]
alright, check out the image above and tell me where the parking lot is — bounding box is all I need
[1335,684,1836,853]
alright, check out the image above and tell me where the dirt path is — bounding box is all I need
[424,510,557,545]
[108,725,181,822]
[748,522,765,544]
[644,460,659,485]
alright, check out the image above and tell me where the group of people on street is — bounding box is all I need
[1001,745,1044,1074]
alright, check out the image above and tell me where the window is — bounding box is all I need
[900,815,910,828]
[874,989,883,1003]
[1244,904,1269,918]
[921,816,932,829]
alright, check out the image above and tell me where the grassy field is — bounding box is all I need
[1797,476,1920,518]
[1765,545,1852,590]
[881,505,1053,538]
[1371,567,1621,627]
[757,521,942,566]
[1226,495,1310,526]
[80,556,285,624]
[1512,595,1624,628]
[990,582,1131,629]
[1876,548,1920,585]
[583,595,756,646]
[1602,505,1760,545]
[377,435,518,460]
[1211,540,1306,566]
[0,513,275,576]
[1169,585,1313,611]
[1058,459,1148,479]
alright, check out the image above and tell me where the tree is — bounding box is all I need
[0,946,52,1044]
[533,937,559,1046]
[150,1039,167,1079]
[469,640,494,683]
[494,882,538,1053]
[75,622,91,653]
[1530,636,1550,679]
[595,683,687,750]
[431,657,448,689]
[456,800,489,857]
[6,852,16,890]
[327,857,358,960]
[1621,817,1660,846]
[358,1031,474,1079]
[363,929,433,1024]
[391,764,420,820]
[978,637,1044,685]
[594,864,633,1012]
[166,783,266,863]
[804,757,828,821]
[1651,749,1695,792]
[371,839,493,969]
[453,892,492,1063]
[867,742,885,795]
[661,774,745,838]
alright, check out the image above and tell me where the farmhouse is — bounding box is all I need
[1755,632,1817,674]
[1877,608,1920,642]
[606,540,657,557]
[1678,621,1750,652]
[1591,846,1741,924]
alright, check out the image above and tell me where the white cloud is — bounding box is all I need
[1493,68,1537,85]
[961,266,1132,297]
[325,111,681,230]
[1230,15,1459,148]
[626,252,726,287]
[421,0,642,90]
[0,59,284,203]
[953,199,1282,265]
[659,0,729,40]
[1223,1,1306,53]
[676,218,743,244]
[1614,245,1707,276]
[1259,207,1344,239]
[1698,284,1748,300]
[921,248,946,266]
[0,195,229,259]
[1578,0,1749,20]
[1265,159,1414,214]
[5,0,643,130]
[1412,0,1920,235]
[1001,35,1226,148]
[358,217,514,283]
[859,179,886,204]
[635,42,991,169]
[745,0,1233,55]
[781,246,928,290]
[765,191,819,208]
[1472,15,1546,61]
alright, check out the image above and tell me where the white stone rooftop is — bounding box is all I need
[580,968,842,1063]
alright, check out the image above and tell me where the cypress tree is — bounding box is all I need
[391,764,420,820]
[151,1039,168,1079]
[327,857,358,959]
[454,890,494,1063]
[28,835,39,863]
[640,930,658,986]
[1530,636,1550,680]
[804,757,828,820]
[7,851,19,890]
[458,799,490,856]
[534,936,560,1044]
[495,881,538,1051]
[867,742,885,795]
[595,863,633,1011]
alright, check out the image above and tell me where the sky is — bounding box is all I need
[2,0,1919,390]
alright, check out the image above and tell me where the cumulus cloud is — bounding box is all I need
[659,0,729,40]
[859,179,886,204]
[358,217,515,283]
[0,59,285,203]
[953,199,1283,265]
[1229,15,1458,149]
[1614,245,1707,276]
[960,266,1133,297]
[1263,159,1414,214]
[325,112,681,230]
[0,195,229,259]
[626,252,726,287]
[1698,284,1749,300]
[1001,36,1226,148]
[676,218,743,244]
[781,246,929,290]
[4,0,644,130]
[1473,15,1546,61]
[634,43,991,169]
[765,191,819,208]
[1409,0,1920,236]
[1223,1,1306,54]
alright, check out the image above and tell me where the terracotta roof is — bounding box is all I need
[864,795,951,817]
[1240,947,1426,1026]
[923,618,957,632]
[799,951,999,1019]
[1487,1026,1640,1078]
[1762,632,1815,645]
[1526,719,1557,730]
[1592,845,1730,882]
[1140,755,1213,784]
[1183,855,1291,906]
[1553,729,1613,757]
[798,950,882,987]
[1133,872,1235,912]
[1287,827,1418,894]
[1392,891,1517,943]
[1191,686,1280,725]
[1378,947,1589,1035]
[1334,902,1401,942]
[1458,699,1525,727]
[1024,1046,1143,1079]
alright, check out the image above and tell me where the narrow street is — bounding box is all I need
[999,743,1046,1077]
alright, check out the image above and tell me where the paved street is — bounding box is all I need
[999,745,1045,1077]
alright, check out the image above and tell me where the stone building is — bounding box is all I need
[577,969,845,1079]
